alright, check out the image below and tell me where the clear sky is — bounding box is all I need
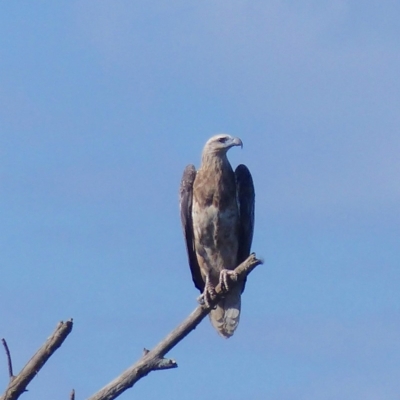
[1,1,399,399]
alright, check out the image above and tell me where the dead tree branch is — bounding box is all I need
[0,319,73,400]
[1,340,14,382]
[88,253,263,400]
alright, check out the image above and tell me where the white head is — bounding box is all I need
[202,134,243,158]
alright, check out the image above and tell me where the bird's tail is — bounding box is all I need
[209,285,241,338]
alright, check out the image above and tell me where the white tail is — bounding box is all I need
[209,285,241,338]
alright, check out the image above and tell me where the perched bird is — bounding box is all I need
[180,134,255,338]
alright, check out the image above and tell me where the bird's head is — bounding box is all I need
[202,134,243,157]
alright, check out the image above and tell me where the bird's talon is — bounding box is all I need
[219,269,238,292]
[198,282,217,309]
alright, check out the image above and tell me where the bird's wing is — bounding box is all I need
[179,164,205,292]
[235,164,255,292]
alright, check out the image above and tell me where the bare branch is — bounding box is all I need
[0,319,73,400]
[1,339,14,381]
[70,389,75,400]
[88,253,263,400]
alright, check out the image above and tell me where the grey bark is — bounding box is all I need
[0,320,73,400]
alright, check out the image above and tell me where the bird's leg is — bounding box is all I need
[219,269,238,292]
[197,274,216,308]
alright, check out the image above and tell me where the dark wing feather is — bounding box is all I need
[235,164,255,293]
[179,164,205,292]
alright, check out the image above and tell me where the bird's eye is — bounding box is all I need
[218,137,228,143]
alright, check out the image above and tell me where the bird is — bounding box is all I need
[179,134,255,338]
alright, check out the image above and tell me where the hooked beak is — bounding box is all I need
[232,137,243,149]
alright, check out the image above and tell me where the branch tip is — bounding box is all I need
[143,348,177,370]
[153,356,178,370]
[1,338,14,379]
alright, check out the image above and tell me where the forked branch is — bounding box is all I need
[0,320,73,400]
[88,253,263,400]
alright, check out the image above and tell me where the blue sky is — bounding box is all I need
[1,1,399,399]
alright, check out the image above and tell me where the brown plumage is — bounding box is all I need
[180,134,255,338]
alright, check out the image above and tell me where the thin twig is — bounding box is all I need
[88,253,263,400]
[1,339,14,380]
[70,389,75,400]
[0,319,74,400]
